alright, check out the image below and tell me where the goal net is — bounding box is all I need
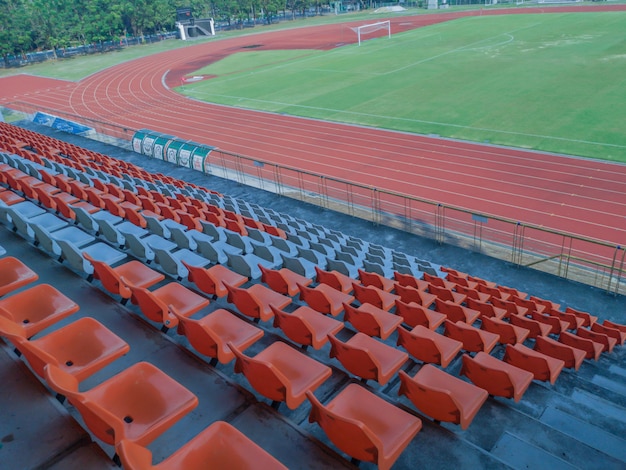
[351,20,391,46]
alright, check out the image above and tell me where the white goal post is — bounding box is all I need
[352,20,391,46]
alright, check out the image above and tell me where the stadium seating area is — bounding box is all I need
[1,121,625,469]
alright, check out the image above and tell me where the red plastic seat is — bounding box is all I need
[229,341,331,410]
[503,343,565,385]
[529,295,560,312]
[591,322,626,346]
[393,283,437,309]
[565,307,597,327]
[352,282,399,311]
[182,261,247,298]
[480,316,529,345]
[328,333,408,385]
[460,352,534,402]
[171,307,263,365]
[528,311,569,336]
[342,302,402,339]
[490,297,527,316]
[297,283,354,317]
[271,304,343,350]
[534,335,586,371]
[454,284,492,304]
[466,297,507,320]
[0,315,129,382]
[397,325,462,368]
[498,285,527,300]
[512,295,545,314]
[577,327,616,353]
[393,271,429,291]
[445,272,479,290]
[423,272,456,290]
[84,252,164,303]
[314,266,356,294]
[508,312,551,339]
[559,331,602,360]
[0,283,79,338]
[259,264,312,296]
[443,320,499,354]
[225,283,291,322]
[44,361,198,446]
[435,298,480,325]
[399,365,488,430]
[0,256,38,297]
[357,268,395,292]
[394,299,446,330]
[123,279,210,332]
[307,384,422,470]
[603,319,626,333]
[116,421,288,470]
[547,308,585,331]
[427,283,466,304]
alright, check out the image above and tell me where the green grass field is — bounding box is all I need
[178,12,626,162]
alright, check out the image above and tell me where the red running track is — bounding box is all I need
[1,7,626,249]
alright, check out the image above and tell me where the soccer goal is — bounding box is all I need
[352,20,391,46]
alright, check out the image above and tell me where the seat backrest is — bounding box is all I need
[297,284,330,314]
[123,280,168,324]
[84,252,127,297]
[315,266,343,291]
[306,390,381,465]
[225,284,261,319]
[358,269,385,290]
[328,334,378,381]
[182,261,217,294]
[342,303,380,337]
[259,265,288,294]
[460,354,513,398]
[396,325,439,362]
[352,283,382,308]
[57,239,92,274]
[398,369,459,425]
[229,343,287,403]
[271,305,317,348]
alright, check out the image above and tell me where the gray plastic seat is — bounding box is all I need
[100,219,148,247]
[280,254,317,279]
[57,239,126,276]
[326,257,360,279]
[153,246,210,280]
[226,252,276,279]
[31,223,96,258]
[12,210,68,241]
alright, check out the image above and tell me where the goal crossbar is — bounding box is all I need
[351,20,391,46]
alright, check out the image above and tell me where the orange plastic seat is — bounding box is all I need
[398,365,488,430]
[393,271,429,291]
[559,331,602,360]
[490,297,527,316]
[512,296,545,314]
[307,384,422,470]
[225,283,291,322]
[529,295,560,312]
[297,283,354,317]
[84,252,164,303]
[444,320,499,354]
[603,319,626,334]
[0,316,129,382]
[435,298,480,325]
[423,272,456,290]
[480,316,529,345]
[123,279,210,332]
[352,282,399,311]
[357,268,395,292]
[565,307,597,327]
[576,327,616,353]
[498,285,527,300]
[44,361,198,446]
[445,272,479,290]
[393,282,437,308]
[182,261,247,298]
[229,341,331,410]
[314,266,356,294]
[503,343,565,385]
[454,284,492,304]
[342,302,402,340]
[397,325,462,368]
[0,188,25,205]
[171,307,263,365]
[427,283,466,304]
[0,283,79,337]
[460,352,534,402]
[116,421,288,470]
[508,312,551,339]
[528,311,569,336]
[328,333,408,385]
[394,299,446,330]
[547,308,584,331]
[259,264,312,296]
[591,322,626,346]
[466,297,507,320]
[0,256,38,297]
[534,335,586,371]
[271,304,343,350]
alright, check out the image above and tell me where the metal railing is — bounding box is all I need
[5,102,624,294]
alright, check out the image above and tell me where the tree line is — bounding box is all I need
[0,0,332,63]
